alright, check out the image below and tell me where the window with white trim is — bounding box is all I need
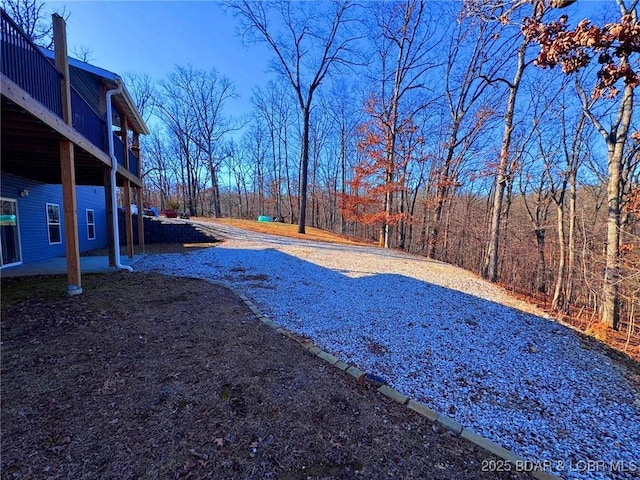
[86,209,96,240]
[46,203,61,244]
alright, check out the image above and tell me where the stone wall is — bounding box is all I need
[118,213,218,245]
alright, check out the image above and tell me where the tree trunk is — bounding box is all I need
[383,165,393,248]
[443,199,453,261]
[499,180,514,283]
[601,84,634,330]
[298,107,310,234]
[282,119,295,224]
[566,169,576,312]
[418,207,425,251]
[398,190,406,250]
[483,38,528,282]
[602,152,621,329]
[552,203,566,310]
[428,193,444,258]
[257,154,264,215]
[311,135,318,228]
[274,128,282,219]
[211,165,222,218]
[428,123,460,259]
[534,228,547,294]
[340,127,347,234]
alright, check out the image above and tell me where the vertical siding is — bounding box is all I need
[70,67,102,115]
[0,173,108,265]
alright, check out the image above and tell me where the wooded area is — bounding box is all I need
[8,0,639,335]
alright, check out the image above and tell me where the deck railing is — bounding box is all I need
[2,9,142,180]
[71,87,106,150]
[1,9,62,116]
[113,132,126,168]
[129,150,139,177]
[112,133,141,177]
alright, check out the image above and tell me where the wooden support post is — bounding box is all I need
[53,14,72,125]
[104,167,116,267]
[60,140,81,293]
[120,116,134,259]
[136,187,145,253]
[123,179,134,259]
[132,132,145,253]
[54,13,81,294]
[122,117,129,170]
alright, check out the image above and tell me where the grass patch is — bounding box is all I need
[0,274,116,306]
[1,276,67,306]
[193,217,375,246]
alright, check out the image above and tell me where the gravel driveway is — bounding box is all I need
[137,223,640,480]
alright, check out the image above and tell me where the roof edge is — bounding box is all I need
[39,47,149,136]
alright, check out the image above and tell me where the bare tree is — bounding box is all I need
[242,119,268,217]
[123,72,157,125]
[365,0,440,248]
[143,130,173,212]
[518,152,553,294]
[184,67,238,218]
[156,67,203,216]
[480,0,549,283]
[427,8,503,259]
[230,0,362,233]
[154,66,237,217]
[546,86,590,312]
[2,0,67,48]
[524,0,639,328]
[71,45,94,63]
[252,80,296,221]
[324,79,364,234]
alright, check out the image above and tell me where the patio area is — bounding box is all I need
[0,255,145,278]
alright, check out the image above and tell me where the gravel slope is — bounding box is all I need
[137,224,640,480]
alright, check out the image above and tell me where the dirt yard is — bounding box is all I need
[1,271,532,480]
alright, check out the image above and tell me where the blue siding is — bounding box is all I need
[0,173,108,265]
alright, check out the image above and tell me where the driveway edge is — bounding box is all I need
[236,293,562,480]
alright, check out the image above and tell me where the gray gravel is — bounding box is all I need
[137,223,640,480]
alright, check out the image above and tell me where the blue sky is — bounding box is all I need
[45,0,615,120]
[48,1,274,117]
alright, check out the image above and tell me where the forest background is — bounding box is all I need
[4,0,639,343]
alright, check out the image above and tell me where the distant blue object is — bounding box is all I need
[150,206,159,217]
[257,215,272,222]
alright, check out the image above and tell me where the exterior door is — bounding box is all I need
[0,198,22,267]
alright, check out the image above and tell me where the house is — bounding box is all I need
[0,9,149,293]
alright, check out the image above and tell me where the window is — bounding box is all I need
[86,209,96,240]
[46,203,61,244]
[1,198,21,267]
